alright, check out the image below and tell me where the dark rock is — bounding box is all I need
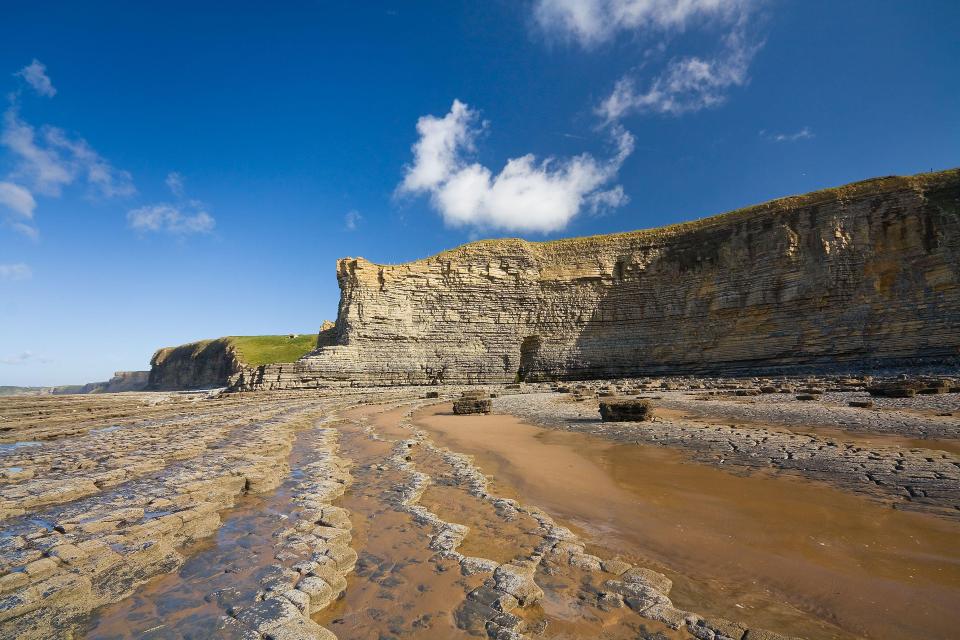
[453,396,492,415]
[599,399,654,422]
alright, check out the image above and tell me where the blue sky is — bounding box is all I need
[1,1,957,386]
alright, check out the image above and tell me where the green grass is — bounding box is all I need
[226,334,318,367]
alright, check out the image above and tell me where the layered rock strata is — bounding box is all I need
[260,169,960,387]
[0,398,324,639]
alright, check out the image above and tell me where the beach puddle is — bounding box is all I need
[410,441,544,565]
[330,403,688,640]
[312,404,487,639]
[79,429,317,639]
[414,404,960,640]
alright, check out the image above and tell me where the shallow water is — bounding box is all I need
[0,441,41,454]
[313,404,486,639]
[325,403,690,640]
[414,404,960,640]
[79,431,306,639]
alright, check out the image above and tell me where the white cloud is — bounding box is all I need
[535,0,749,47]
[1,105,134,198]
[15,60,56,97]
[127,203,215,235]
[0,263,31,281]
[597,24,758,120]
[399,100,633,234]
[535,1,763,123]
[344,210,362,231]
[0,181,36,218]
[43,126,136,198]
[761,126,813,142]
[400,100,479,193]
[2,106,73,196]
[1,63,133,237]
[9,221,39,239]
[0,351,50,365]
[130,171,216,236]
[165,171,184,197]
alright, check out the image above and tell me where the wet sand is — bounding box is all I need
[313,404,487,638]
[414,404,960,640]
[335,402,693,640]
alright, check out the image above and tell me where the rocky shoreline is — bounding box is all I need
[493,378,959,520]
[0,380,957,639]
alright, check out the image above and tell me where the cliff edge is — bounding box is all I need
[259,169,959,387]
[148,332,327,390]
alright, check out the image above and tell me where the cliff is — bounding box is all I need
[148,339,241,390]
[148,332,327,390]
[263,169,958,387]
[54,370,151,394]
[0,371,150,396]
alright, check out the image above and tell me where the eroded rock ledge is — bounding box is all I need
[234,169,959,389]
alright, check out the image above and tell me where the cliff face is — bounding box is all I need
[283,170,959,386]
[148,339,241,390]
[149,332,331,390]
[98,370,150,393]
[53,371,150,394]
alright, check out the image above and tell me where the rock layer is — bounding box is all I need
[279,170,959,386]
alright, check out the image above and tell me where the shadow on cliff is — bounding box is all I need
[562,182,960,378]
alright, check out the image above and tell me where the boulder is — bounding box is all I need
[599,399,654,422]
[454,391,492,415]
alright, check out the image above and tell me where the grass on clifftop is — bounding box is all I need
[227,335,318,367]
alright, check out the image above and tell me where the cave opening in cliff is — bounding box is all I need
[518,335,544,382]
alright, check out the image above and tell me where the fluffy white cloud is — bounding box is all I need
[0,263,31,281]
[15,60,56,97]
[597,23,758,120]
[761,126,813,142]
[1,105,134,198]
[130,170,216,236]
[399,100,633,234]
[0,181,36,219]
[399,100,478,193]
[127,203,215,235]
[165,171,184,197]
[535,0,749,46]
[344,210,362,231]
[2,62,133,237]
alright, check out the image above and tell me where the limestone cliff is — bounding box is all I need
[266,169,958,387]
[149,332,331,390]
[148,339,241,390]
[54,370,150,394]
